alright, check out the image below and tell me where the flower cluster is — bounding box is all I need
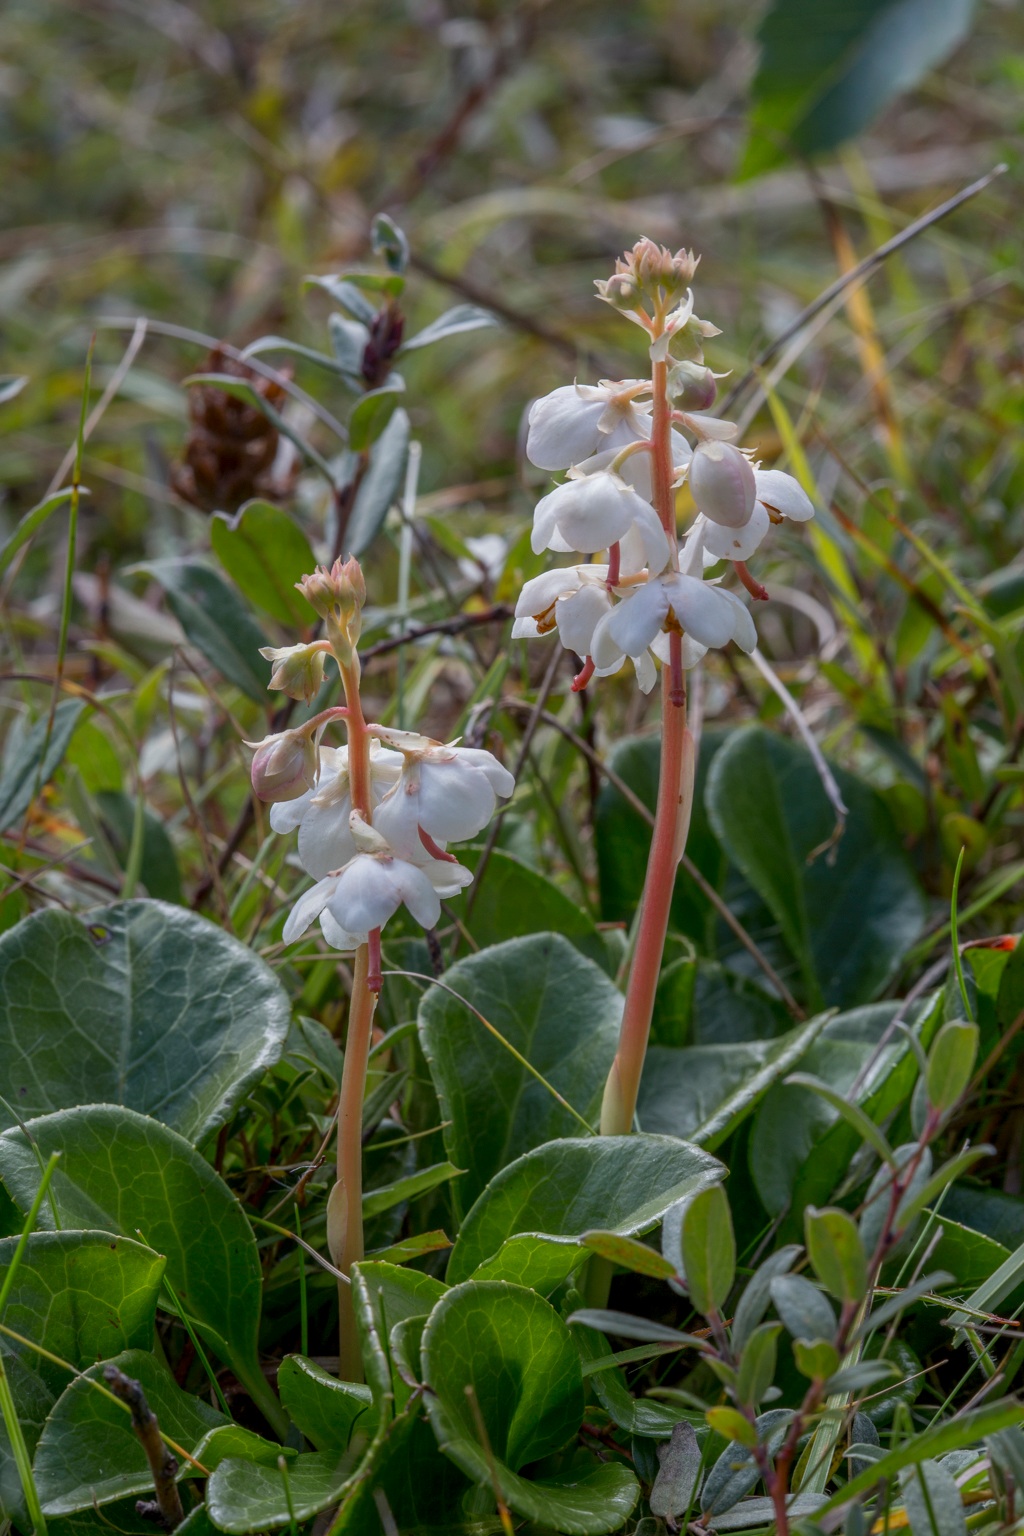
[514,239,815,693]
[247,558,513,970]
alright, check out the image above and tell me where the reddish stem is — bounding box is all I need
[668,631,685,707]
[332,943,377,1381]
[419,826,459,863]
[366,927,382,993]
[736,561,769,601]
[571,656,596,693]
[606,541,621,591]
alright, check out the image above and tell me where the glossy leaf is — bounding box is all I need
[206,1454,356,1533]
[581,1231,676,1279]
[707,729,925,1010]
[447,1134,723,1290]
[277,1357,375,1452]
[682,1184,735,1317]
[806,1206,868,1302]
[0,901,290,1142]
[401,304,497,352]
[422,1280,640,1535]
[210,500,317,627]
[0,698,87,834]
[0,1106,275,1427]
[454,850,614,972]
[345,407,409,555]
[0,1234,164,1525]
[418,933,621,1215]
[140,559,269,701]
[35,1348,223,1516]
[638,1014,827,1148]
[927,1020,978,1113]
[741,0,977,178]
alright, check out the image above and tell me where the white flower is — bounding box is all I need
[369,728,515,850]
[458,534,508,586]
[700,467,815,562]
[269,741,403,879]
[532,470,670,572]
[689,440,756,528]
[512,565,613,657]
[282,812,472,950]
[752,469,815,524]
[574,421,692,503]
[526,381,650,471]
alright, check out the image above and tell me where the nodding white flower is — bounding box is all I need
[700,467,815,562]
[526,380,650,471]
[281,814,471,951]
[458,534,507,587]
[574,422,692,503]
[269,741,403,879]
[532,470,670,573]
[512,564,614,656]
[689,440,756,528]
[369,728,515,851]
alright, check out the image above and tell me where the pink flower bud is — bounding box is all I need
[248,728,318,803]
[669,361,717,412]
[689,441,756,528]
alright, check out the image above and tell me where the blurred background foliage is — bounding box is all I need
[1,0,1023,1033]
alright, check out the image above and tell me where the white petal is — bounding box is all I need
[665,574,739,649]
[327,856,405,936]
[421,858,475,899]
[545,473,646,555]
[632,500,672,576]
[297,793,356,879]
[282,877,337,944]
[690,441,756,528]
[531,484,567,554]
[633,649,658,694]
[417,756,497,841]
[515,567,581,617]
[526,386,606,471]
[319,910,365,951]
[270,790,314,835]
[371,779,424,861]
[754,469,815,522]
[720,589,758,653]
[556,583,612,655]
[701,501,771,561]
[512,616,541,639]
[602,581,672,661]
[388,859,444,929]
[450,748,515,801]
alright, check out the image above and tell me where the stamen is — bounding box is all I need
[419,826,459,864]
[571,656,596,693]
[367,928,382,994]
[736,562,769,602]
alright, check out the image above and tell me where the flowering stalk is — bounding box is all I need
[600,347,693,1136]
[517,240,815,1151]
[249,557,514,1382]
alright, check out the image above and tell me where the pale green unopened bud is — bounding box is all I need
[668,360,718,412]
[259,642,328,705]
[296,557,366,667]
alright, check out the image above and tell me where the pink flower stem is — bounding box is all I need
[331,657,377,1381]
[600,355,696,1137]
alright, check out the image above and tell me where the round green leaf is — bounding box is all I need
[207,1454,353,1533]
[422,1280,639,1536]
[210,500,317,627]
[447,1134,724,1290]
[418,933,621,1215]
[277,1356,374,1452]
[0,901,290,1143]
[35,1348,224,1516]
[0,1106,273,1425]
[706,729,925,1011]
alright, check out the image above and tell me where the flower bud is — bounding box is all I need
[259,642,328,705]
[295,557,365,665]
[595,272,641,311]
[248,727,318,803]
[689,440,756,528]
[668,361,717,412]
